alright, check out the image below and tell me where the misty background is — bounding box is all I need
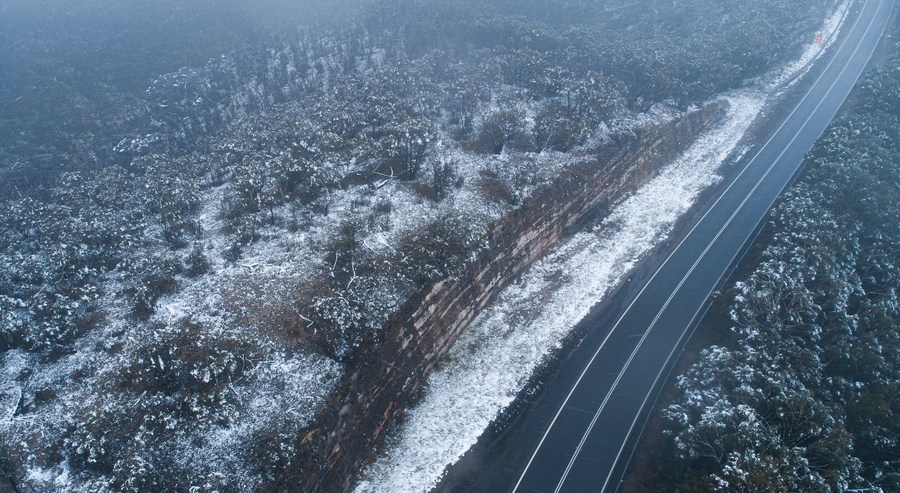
[0,0,361,196]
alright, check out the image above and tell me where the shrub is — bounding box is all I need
[472,109,528,154]
[120,252,181,319]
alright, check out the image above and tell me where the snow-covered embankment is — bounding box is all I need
[354,2,850,491]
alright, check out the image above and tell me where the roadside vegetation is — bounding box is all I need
[629,24,900,493]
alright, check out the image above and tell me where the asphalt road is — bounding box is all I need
[436,0,895,491]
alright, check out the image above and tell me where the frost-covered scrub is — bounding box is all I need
[0,0,842,491]
[633,26,900,493]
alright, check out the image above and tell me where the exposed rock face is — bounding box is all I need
[286,102,727,492]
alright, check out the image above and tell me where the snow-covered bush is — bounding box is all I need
[473,109,528,155]
[400,211,489,284]
[119,252,182,319]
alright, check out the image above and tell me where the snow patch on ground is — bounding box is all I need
[767,0,850,92]
[353,4,849,490]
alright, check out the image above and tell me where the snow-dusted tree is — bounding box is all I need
[431,156,460,200]
[386,118,434,179]
[477,109,526,155]
[138,156,203,247]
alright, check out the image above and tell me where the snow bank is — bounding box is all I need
[767,0,851,91]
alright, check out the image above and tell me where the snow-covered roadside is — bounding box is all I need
[353,3,851,492]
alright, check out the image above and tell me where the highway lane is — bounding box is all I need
[437,0,895,491]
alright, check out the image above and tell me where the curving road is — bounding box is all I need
[438,0,895,491]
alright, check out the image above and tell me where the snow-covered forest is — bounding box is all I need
[627,22,900,493]
[1,0,840,490]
